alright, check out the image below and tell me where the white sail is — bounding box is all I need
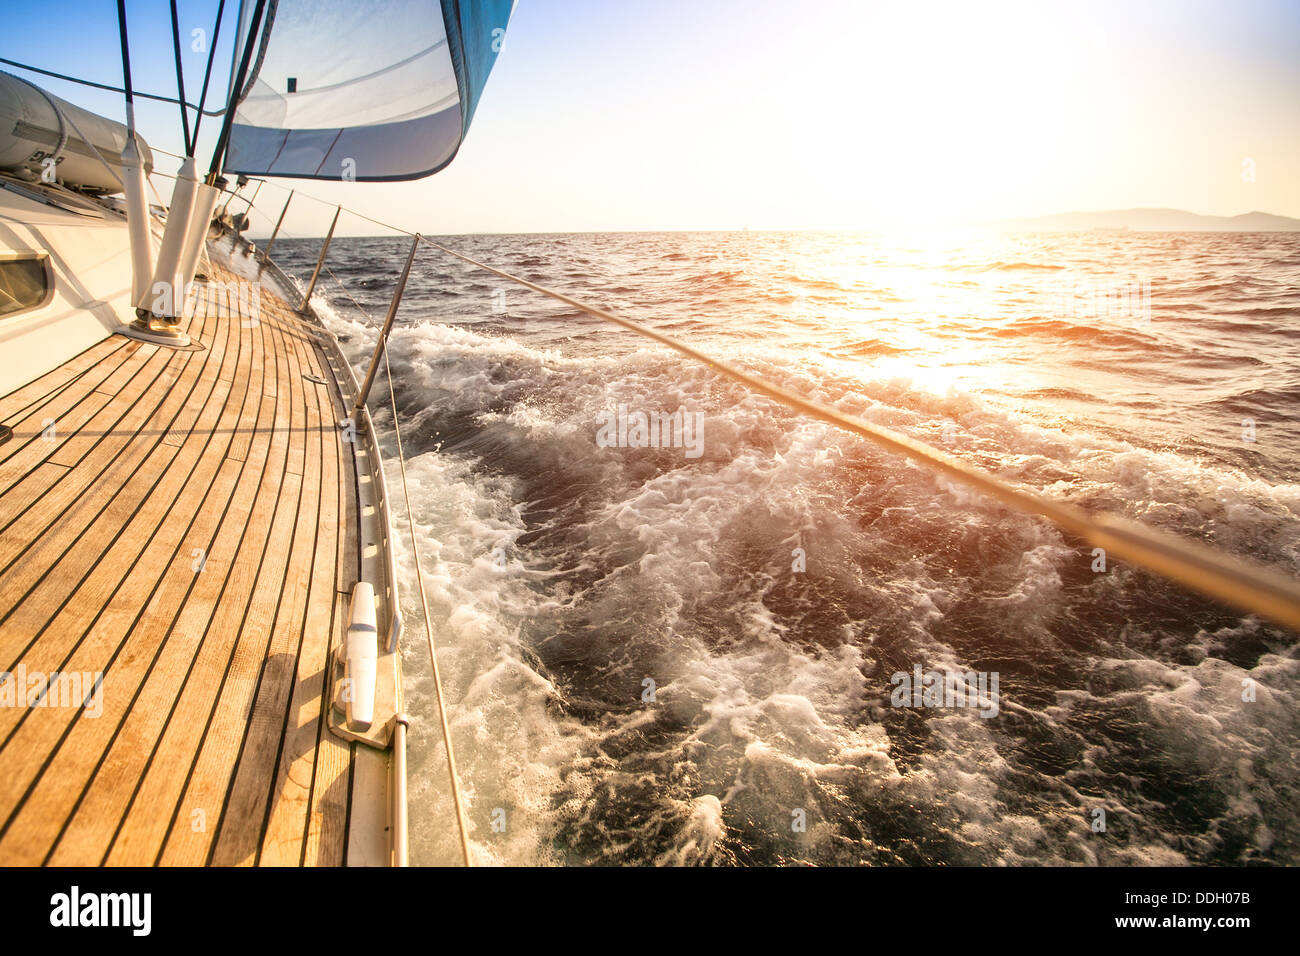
[224,0,514,181]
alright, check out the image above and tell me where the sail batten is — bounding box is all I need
[224,0,514,181]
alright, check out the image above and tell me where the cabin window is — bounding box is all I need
[0,255,53,318]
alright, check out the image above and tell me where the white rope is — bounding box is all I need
[244,201,1300,630]
[268,208,1300,879]
[420,237,1300,633]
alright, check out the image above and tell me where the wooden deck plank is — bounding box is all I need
[0,324,219,668]
[244,306,345,871]
[112,274,306,866]
[95,310,293,866]
[0,341,177,539]
[209,304,327,866]
[224,294,266,463]
[3,461,243,863]
[0,335,129,427]
[303,599,356,866]
[0,390,117,488]
[156,464,302,867]
[162,290,227,445]
[202,295,323,864]
[0,243,385,868]
[45,295,268,867]
[260,339,349,866]
[102,290,297,866]
[248,312,352,865]
[0,295,247,863]
[0,342,139,477]
[304,336,362,867]
[0,304,232,827]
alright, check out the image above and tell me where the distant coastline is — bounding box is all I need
[996,208,1300,232]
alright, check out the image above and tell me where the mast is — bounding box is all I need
[178,0,232,291]
[207,0,268,183]
[123,0,263,345]
[119,0,194,345]
[115,0,155,325]
[172,0,270,311]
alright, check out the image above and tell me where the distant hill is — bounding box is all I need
[998,208,1300,232]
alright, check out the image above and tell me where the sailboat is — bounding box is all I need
[0,0,515,866]
[3,1,1298,875]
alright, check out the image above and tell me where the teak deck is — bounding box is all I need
[0,250,367,865]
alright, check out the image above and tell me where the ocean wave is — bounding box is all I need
[297,230,1300,866]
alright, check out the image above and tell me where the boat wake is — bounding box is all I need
[284,229,1300,866]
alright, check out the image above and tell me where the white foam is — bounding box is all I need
[320,295,1300,865]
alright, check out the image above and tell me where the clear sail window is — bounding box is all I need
[0,255,52,318]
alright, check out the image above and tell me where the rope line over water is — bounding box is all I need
[251,188,1300,862]
[415,237,1300,633]
[249,179,1300,629]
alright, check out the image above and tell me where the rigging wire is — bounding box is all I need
[190,0,228,148]
[0,57,223,114]
[244,175,417,237]
[113,0,136,136]
[206,0,268,181]
[167,0,193,154]
[380,302,475,869]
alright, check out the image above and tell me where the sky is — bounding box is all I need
[4,0,1299,236]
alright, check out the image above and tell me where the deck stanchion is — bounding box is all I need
[392,714,410,866]
[262,189,292,260]
[299,204,340,311]
[241,178,263,219]
[351,232,421,418]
